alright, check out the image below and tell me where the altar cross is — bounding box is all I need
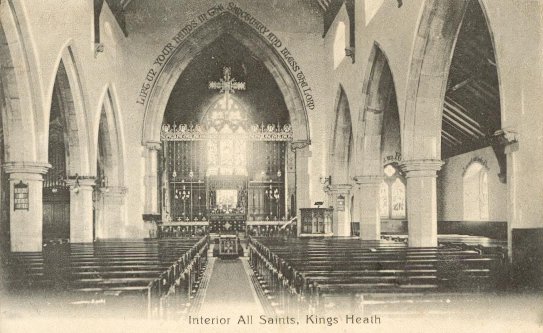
[208,67,246,95]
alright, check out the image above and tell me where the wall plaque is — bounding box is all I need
[14,181,29,211]
[336,194,345,211]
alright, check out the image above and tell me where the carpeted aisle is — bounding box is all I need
[199,258,263,315]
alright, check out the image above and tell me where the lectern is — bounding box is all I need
[218,234,240,258]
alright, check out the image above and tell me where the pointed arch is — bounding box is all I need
[49,45,92,176]
[355,43,400,177]
[0,1,44,162]
[328,85,353,184]
[96,85,126,188]
[142,12,310,145]
[402,0,470,160]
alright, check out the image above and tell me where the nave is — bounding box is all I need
[1,0,542,331]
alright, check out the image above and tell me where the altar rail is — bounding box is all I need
[154,221,296,238]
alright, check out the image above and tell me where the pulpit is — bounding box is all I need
[300,208,333,237]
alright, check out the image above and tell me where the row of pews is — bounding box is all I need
[248,236,507,316]
[3,237,209,318]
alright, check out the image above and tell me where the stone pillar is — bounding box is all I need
[67,177,95,243]
[326,184,352,236]
[144,141,161,215]
[4,162,50,252]
[505,138,520,260]
[354,175,382,240]
[401,160,443,247]
[95,186,127,239]
[292,141,311,237]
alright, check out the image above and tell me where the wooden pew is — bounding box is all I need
[248,236,505,315]
[4,236,209,318]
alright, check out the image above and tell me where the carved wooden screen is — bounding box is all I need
[165,140,207,221]
[247,141,286,221]
[43,98,70,240]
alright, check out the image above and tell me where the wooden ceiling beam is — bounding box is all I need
[444,99,482,129]
[441,118,474,143]
[442,113,481,139]
[441,129,462,146]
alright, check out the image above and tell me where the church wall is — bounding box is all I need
[476,0,543,230]
[437,146,507,222]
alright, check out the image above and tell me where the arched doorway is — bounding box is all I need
[327,86,353,236]
[141,12,311,237]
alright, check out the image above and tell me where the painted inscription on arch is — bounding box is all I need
[136,2,316,111]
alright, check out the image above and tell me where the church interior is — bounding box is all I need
[0,0,542,330]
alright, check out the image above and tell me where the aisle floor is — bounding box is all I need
[198,258,263,315]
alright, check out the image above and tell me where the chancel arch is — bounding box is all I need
[354,44,400,240]
[142,12,310,145]
[152,30,299,238]
[325,85,353,237]
[94,87,127,239]
[142,12,311,236]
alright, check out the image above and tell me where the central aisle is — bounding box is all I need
[198,257,264,315]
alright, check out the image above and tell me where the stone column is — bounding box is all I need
[401,160,443,247]
[354,175,382,240]
[95,186,127,239]
[4,162,50,252]
[144,141,161,215]
[326,184,352,236]
[67,177,95,243]
[292,141,311,237]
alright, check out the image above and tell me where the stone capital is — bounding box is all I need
[144,141,162,151]
[353,175,382,185]
[66,177,96,191]
[100,186,128,196]
[3,161,51,175]
[400,159,443,178]
[290,140,311,153]
[326,184,352,194]
[492,128,519,146]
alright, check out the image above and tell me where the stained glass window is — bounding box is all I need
[205,95,248,176]
[379,164,406,219]
[379,181,389,218]
[391,178,406,218]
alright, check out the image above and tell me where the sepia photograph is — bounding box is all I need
[0,0,542,332]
